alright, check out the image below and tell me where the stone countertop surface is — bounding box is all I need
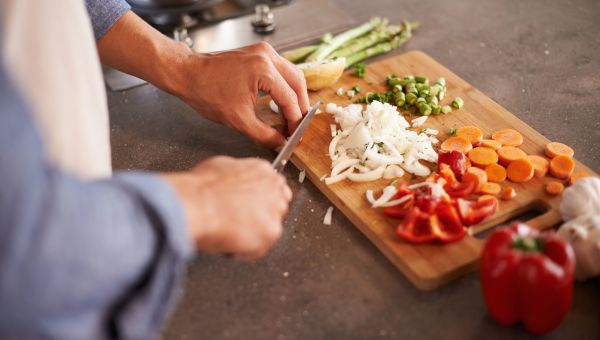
[106,0,600,338]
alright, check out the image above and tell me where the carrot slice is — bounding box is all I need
[440,136,473,154]
[526,155,549,178]
[456,126,484,146]
[492,128,523,147]
[481,139,502,150]
[545,181,565,196]
[479,182,501,195]
[506,158,535,183]
[497,146,527,167]
[569,172,590,186]
[549,155,575,179]
[545,142,574,158]
[485,163,507,183]
[462,166,488,191]
[468,147,499,168]
[501,186,517,200]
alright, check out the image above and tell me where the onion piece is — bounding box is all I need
[371,185,398,208]
[330,124,337,137]
[411,116,428,127]
[298,169,306,183]
[269,100,279,113]
[325,166,355,185]
[377,194,412,208]
[347,166,385,182]
[331,158,360,177]
[323,206,334,225]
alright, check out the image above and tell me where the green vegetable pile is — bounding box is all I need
[282,18,418,68]
[356,74,464,116]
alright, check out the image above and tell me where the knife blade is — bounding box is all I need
[271,101,320,173]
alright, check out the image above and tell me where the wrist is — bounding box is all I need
[153,40,197,98]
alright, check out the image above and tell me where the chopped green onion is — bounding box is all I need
[406,92,418,105]
[441,105,453,114]
[418,103,432,116]
[453,97,464,109]
[450,127,457,135]
[354,63,367,78]
[352,85,361,93]
[415,75,429,84]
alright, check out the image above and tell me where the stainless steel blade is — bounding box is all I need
[271,101,320,172]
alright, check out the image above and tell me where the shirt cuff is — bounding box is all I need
[85,0,131,40]
[113,172,194,261]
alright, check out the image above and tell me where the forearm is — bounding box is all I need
[96,11,192,96]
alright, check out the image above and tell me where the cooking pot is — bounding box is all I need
[126,0,223,15]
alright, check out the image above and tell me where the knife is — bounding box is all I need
[271,101,320,173]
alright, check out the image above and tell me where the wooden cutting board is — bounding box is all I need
[256,51,596,291]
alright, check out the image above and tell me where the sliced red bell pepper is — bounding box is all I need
[480,223,575,335]
[383,184,414,219]
[438,150,467,179]
[456,195,498,226]
[439,163,476,198]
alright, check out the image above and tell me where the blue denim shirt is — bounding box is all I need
[0,2,194,339]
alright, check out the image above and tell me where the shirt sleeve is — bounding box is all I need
[85,0,131,40]
[0,63,194,339]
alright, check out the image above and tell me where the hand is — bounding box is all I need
[173,42,310,149]
[161,156,292,261]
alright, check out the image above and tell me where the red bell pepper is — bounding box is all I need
[456,196,498,226]
[438,150,467,179]
[480,223,575,335]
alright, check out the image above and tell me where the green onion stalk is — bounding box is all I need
[305,17,383,62]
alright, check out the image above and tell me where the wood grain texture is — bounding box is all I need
[256,51,596,291]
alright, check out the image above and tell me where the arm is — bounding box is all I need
[0,65,290,338]
[86,1,309,149]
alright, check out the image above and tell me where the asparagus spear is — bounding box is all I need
[344,21,418,68]
[281,45,319,63]
[330,24,400,59]
[306,17,382,62]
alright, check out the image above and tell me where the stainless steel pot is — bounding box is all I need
[126,0,223,14]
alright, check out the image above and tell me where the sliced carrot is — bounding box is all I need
[468,147,499,168]
[526,155,549,178]
[569,172,590,186]
[492,128,523,147]
[545,142,574,158]
[497,146,527,167]
[501,186,517,200]
[506,158,535,183]
[485,163,507,183]
[545,181,565,196]
[440,136,473,154]
[456,126,484,147]
[479,182,501,196]
[549,155,575,179]
[462,166,488,191]
[481,139,502,150]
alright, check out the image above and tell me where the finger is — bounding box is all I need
[272,56,310,117]
[259,65,303,135]
[235,109,287,149]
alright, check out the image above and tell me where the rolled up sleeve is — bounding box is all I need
[85,0,131,40]
[0,64,194,339]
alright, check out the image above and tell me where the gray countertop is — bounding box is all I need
[106,0,600,338]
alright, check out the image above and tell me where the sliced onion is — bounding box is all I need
[323,206,334,225]
[347,166,385,182]
[298,169,306,183]
[325,167,354,185]
[269,100,279,113]
[377,194,412,208]
[331,158,360,176]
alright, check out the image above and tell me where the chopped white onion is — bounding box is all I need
[323,206,334,225]
[411,116,428,127]
[298,169,306,183]
[377,194,412,208]
[330,124,337,137]
[269,100,279,113]
[325,166,355,185]
[347,166,385,182]
[325,100,438,184]
[336,87,344,96]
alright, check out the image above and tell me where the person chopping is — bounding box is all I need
[0,0,309,338]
